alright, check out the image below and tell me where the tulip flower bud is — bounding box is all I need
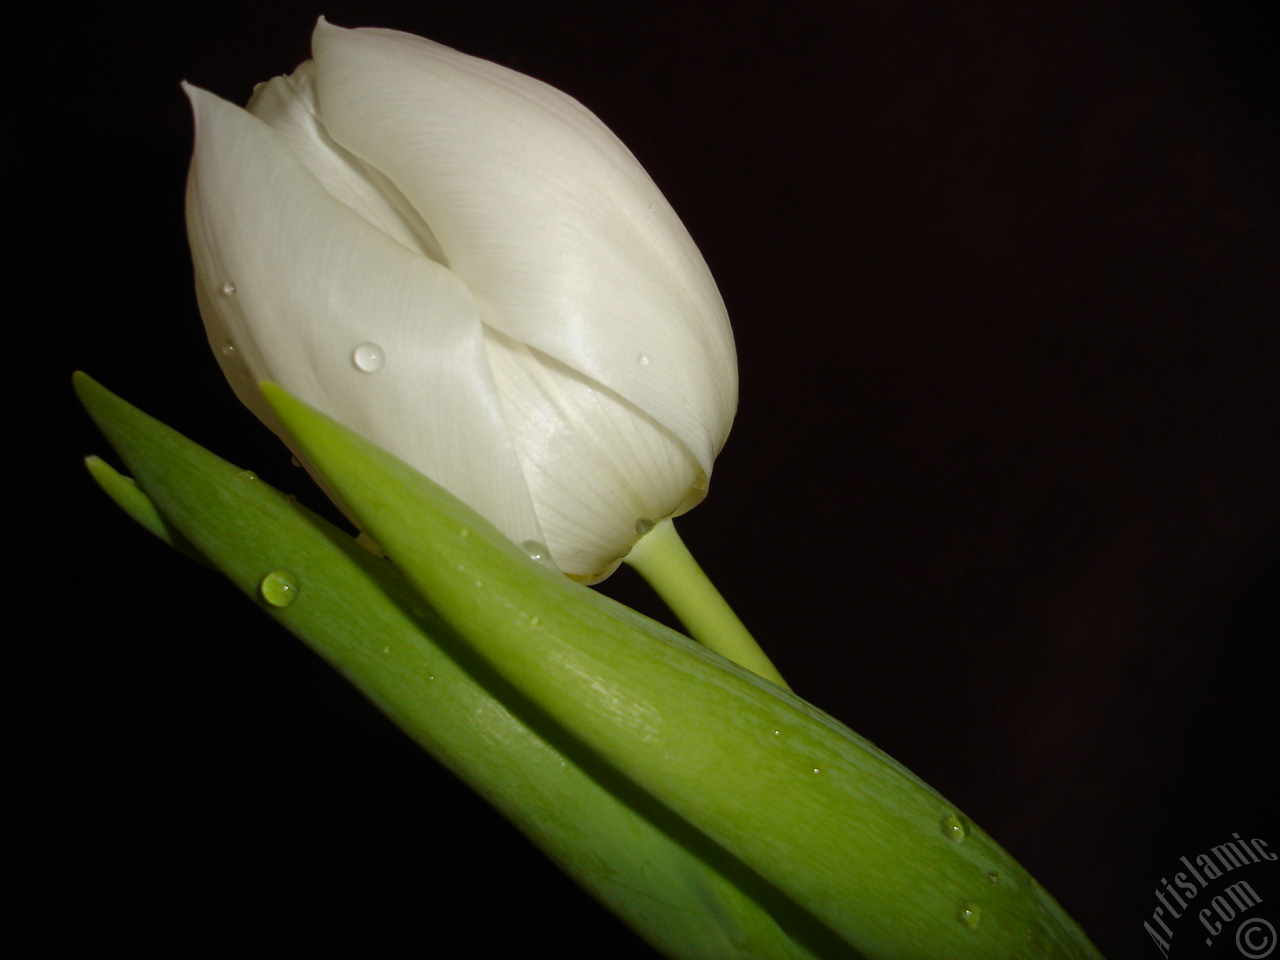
[184,19,736,581]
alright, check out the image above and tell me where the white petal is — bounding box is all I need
[246,62,449,265]
[308,21,737,477]
[484,328,704,580]
[184,83,545,551]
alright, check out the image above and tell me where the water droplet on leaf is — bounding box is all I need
[238,470,257,481]
[521,540,548,562]
[958,901,981,930]
[352,342,385,372]
[941,813,968,843]
[259,569,298,607]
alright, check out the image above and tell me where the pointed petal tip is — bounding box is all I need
[180,82,221,122]
[312,15,343,41]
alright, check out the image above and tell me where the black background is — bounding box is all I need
[40,0,1277,956]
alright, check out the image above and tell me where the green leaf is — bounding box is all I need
[260,380,1105,960]
[83,454,208,564]
[74,371,837,960]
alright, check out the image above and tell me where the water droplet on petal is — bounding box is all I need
[259,569,298,607]
[220,340,237,358]
[958,901,981,930]
[220,281,236,296]
[352,342,385,372]
[941,813,968,843]
[637,353,650,367]
[635,518,655,536]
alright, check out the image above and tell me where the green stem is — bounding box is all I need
[624,518,789,689]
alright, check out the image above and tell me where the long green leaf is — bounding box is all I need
[75,371,835,960]
[261,380,1104,960]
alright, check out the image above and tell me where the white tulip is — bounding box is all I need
[184,19,736,581]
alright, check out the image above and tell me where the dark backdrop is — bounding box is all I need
[43,1,1277,957]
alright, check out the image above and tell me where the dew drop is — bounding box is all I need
[238,470,258,481]
[989,871,1000,885]
[521,540,548,562]
[957,901,981,930]
[351,342,385,372]
[941,813,968,843]
[529,615,540,628]
[259,569,299,607]
[637,353,651,367]
[383,646,390,654]
[220,339,237,358]
[290,456,302,468]
[459,527,469,538]
[635,518,655,536]
[427,675,436,682]
[812,767,821,775]
[220,281,236,296]
[773,729,781,736]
